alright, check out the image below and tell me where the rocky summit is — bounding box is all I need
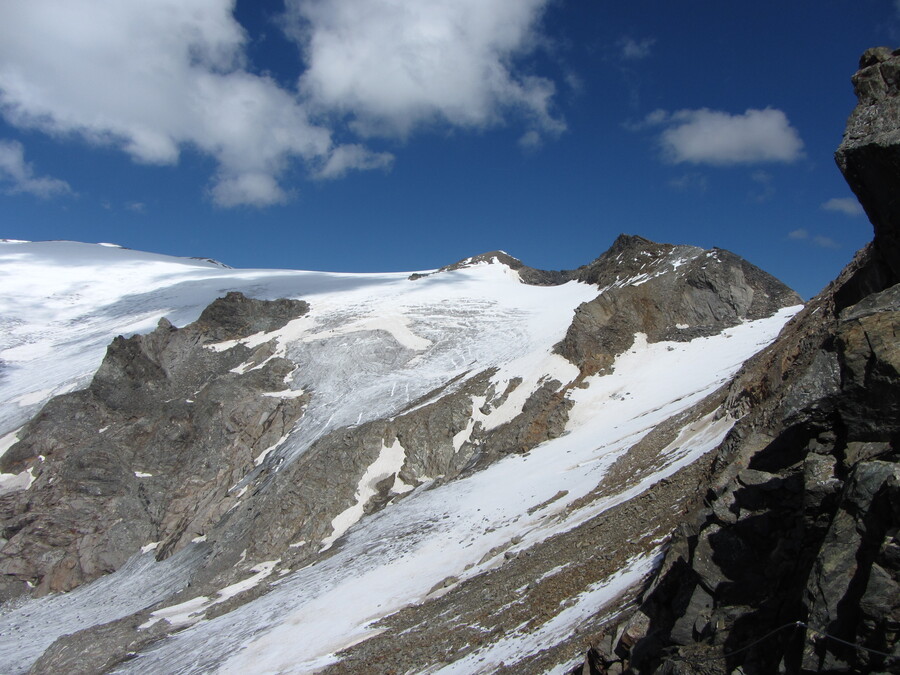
[0,50,896,675]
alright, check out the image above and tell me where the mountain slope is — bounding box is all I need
[582,47,900,675]
[0,237,800,674]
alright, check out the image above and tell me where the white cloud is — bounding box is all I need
[619,37,655,60]
[0,139,73,198]
[518,130,542,151]
[644,109,669,126]
[314,144,394,180]
[0,0,337,207]
[658,108,804,165]
[788,228,839,249]
[821,197,864,217]
[286,0,562,137]
[0,0,562,207]
[209,172,291,208]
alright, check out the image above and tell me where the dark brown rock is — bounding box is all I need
[618,48,900,674]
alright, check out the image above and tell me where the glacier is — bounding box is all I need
[0,239,801,674]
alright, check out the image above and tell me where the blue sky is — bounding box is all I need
[0,0,897,298]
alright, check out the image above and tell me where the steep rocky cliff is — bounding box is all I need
[582,47,900,675]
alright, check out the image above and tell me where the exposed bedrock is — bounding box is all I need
[0,294,310,599]
[556,235,800,376]
[581,48,900,675]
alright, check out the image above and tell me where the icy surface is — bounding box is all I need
[0,241,597,469]
[111,309,798,674]
[0,545,205,674]
[0,241,801,674]
[0,241,432,434]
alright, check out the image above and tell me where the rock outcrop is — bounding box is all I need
[835,46,900,291]
[583,48,900,675]
[556,235,800,375]
[0,293,310,599]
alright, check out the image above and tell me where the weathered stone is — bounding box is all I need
[836,48,900,288]
[0,293,310,596]
[692,525,726,593]
[669,584,713,645]
[845,441,892,465]
[625,48,900,674]
[737,468,782,490]
[554,235,800,375]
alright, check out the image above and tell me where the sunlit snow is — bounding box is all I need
[0,241,801,674]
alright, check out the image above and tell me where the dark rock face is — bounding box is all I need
[0,293,309,599]
[586,49,900,674]
[836,47,900,290]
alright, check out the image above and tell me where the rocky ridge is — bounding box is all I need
[0,226,802,673]
[577,47,900,675]
[0,293,311,598]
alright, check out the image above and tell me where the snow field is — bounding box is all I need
[118,307,799,674]
[0,242,802,674]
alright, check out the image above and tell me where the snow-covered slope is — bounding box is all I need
[0,240,433,435]
[0,239,801,674]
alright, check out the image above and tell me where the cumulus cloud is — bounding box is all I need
[821,197,864,217]
[0,0,336,207]
[0,139,73,198]
[656,108,804,165]
[285,0,562,137]
[618,37,655,60]
[0,0,559,207]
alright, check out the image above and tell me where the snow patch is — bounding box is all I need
[321,438,408,551]
[140,561,280,630]
[254,432,291,467]
[0,466,34,495]
[0,427,21,459]
[261,388,306,399]
[13,388,54,407]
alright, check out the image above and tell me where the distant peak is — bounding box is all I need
[441,250,526,271]
[408,250,570,286]
[610,233,654,249]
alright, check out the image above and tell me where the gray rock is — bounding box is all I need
[0,293,310,596]
[835,47,900,290]
[626,48,900,674]
[554,236,800,375]
[669,584,713,645]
